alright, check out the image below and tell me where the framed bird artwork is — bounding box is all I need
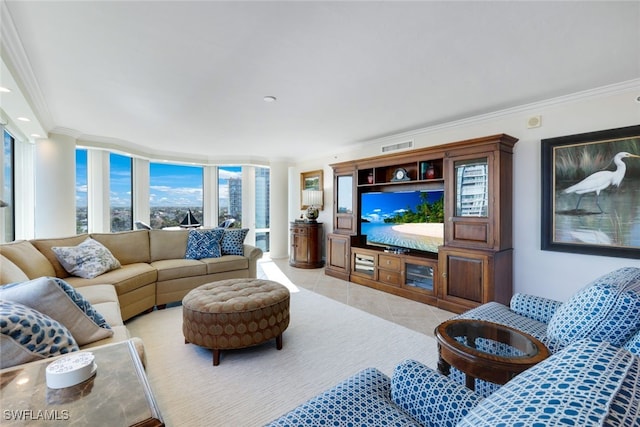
[541,124,640,259]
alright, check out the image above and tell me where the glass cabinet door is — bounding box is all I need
[454,158,489,217]
[337,175,353,214]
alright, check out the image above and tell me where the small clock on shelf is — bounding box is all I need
[390,167,410,182]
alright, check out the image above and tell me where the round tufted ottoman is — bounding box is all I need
[182,278,290,366]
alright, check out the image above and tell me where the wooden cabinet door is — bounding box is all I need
[325,233,350,279]
[291,232,309,263]
[438,247,490,313]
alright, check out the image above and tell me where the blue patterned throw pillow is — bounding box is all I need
[185,229,224,260]
[220,228,249,256]
[0,300,79,369]
[0,277,113,346]
[457,339,636,427]
[547,267,640,348]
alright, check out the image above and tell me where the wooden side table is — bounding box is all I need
[434,319,549,391]
[290,221,324,268]
[0,340,164,426]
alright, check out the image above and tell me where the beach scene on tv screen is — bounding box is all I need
[361,190,444,253]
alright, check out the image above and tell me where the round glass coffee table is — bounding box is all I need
[434,319,550,391]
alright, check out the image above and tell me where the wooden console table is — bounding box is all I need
[0,340,164,426]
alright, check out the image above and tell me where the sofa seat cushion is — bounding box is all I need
[547,267,640,348]
[149,229,189,261]
[0,300,79,369]
[90,230,151,265]
[203,256,249,274]
[64,263,157,296]
[31,235,88,278]
[0,255,29,284]
[151,259,207,282]
[266,367,421,427]
[0,240,56,279]
[0,277,113,346]
[457,339,637,427]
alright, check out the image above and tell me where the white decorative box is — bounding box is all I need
[46,352,97,389]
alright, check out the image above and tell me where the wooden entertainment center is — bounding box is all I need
[325,134,518,313]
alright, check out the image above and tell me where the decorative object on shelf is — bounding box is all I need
[300,170,324,210]
[302,189,323,222]
[390,167,410,182]
[541,124,640,259]
[367,172,374,184]
[179,209,201,228]
[426,164,436,179]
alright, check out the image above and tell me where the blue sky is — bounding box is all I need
[75,150,241,207]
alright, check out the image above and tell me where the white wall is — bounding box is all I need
[291,82,640,302]
[35,134,77,237]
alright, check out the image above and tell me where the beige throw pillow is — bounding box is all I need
[52,237,121,279]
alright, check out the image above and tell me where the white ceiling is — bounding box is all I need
[2,1,639,163]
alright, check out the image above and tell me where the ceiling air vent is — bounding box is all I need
[381,140,413,153]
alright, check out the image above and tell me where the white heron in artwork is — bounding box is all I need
[564,151,640,212]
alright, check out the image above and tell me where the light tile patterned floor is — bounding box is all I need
[258,256,455,337]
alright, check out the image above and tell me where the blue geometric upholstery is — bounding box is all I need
[267,268,640,426]
[546,267,640,348]
[265,368,421,426]
[624,328,640,356]
[268,340,640,426]
[457,339,637,427]
[509,293,563,324]
[391,360,483,427]
[451,267,640,396]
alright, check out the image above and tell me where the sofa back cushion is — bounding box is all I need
[546,267,640,348]
[90,230,150,264]
[31,234,88,278]
[0,240,56,279]
[149,230,189,261]
[457,339,638,427]
[0,255,29,284]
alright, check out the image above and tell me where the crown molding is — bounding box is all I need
[0,0,54,131]
[359,78,640,147]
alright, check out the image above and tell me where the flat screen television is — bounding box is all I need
[360,189,444,254]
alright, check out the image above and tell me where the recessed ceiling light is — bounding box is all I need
[263,96,277,103]
[31,133,41,138]
[17,117,31,122]
[0,87,11,93]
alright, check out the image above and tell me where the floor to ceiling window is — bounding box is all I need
[149,162,203,229]
[255,167,270,252]
[110,153,133,232]
[75,149,88,233]
[218,166,242,227]
[2,130,15,242]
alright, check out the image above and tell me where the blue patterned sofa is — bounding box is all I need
[268,267,640,426]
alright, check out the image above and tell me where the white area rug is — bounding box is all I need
[127,287,439,427]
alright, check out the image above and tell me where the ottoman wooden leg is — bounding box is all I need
[276,334,283,350]
[213,349,221,366]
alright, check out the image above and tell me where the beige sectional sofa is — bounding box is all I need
[0,229,263,321]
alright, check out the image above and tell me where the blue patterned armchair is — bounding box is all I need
[268,339,640,426]
[453,266,640,395]
[268,268,640,426]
